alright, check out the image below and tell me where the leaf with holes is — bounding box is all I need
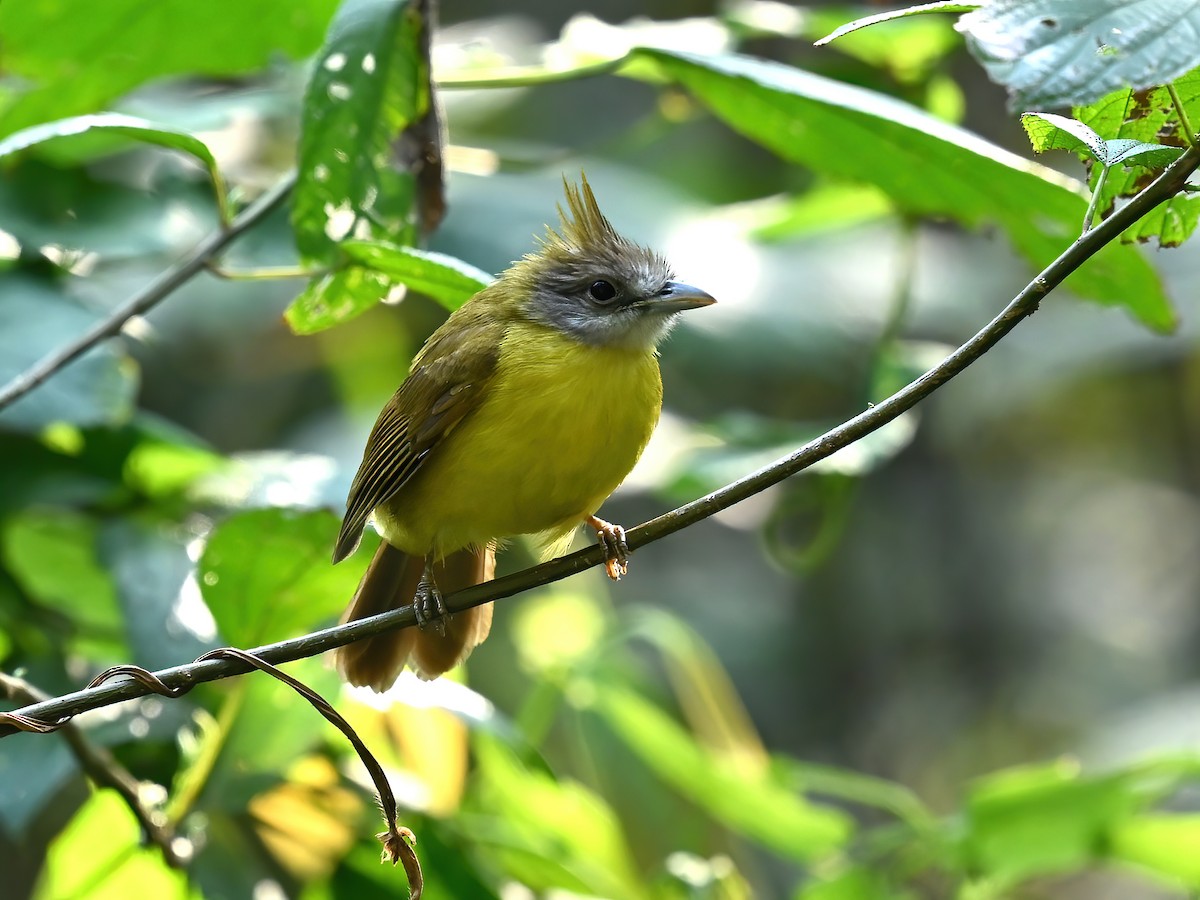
[959,0,1200,110]
[291,0,431,266]
[1072,70,1200,246]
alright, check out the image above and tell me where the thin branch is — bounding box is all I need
[0,171,297,413]
[3,141,1199,736]
[0,672,185,866]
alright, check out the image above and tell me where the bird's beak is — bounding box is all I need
[646,281,717,313]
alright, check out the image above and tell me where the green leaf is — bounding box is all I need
[784,760,937,834]
[2,508,124,658]
[0,0,338,137]
[808,8,965,86]
[795,867,895,900]
[99,519,216,671]
[747,183,894,241]
[1111,814,1200,887]
[0,274,138,433]
[292,0,430,264]
[341,239,491,309]
[1076,70,1200,149]
[0,160,214,259]
[284,267,395,334]
[33,790,193,900]
[0,113,220,183]
[964,759,1140,886]
[471,736,647,900]
[815,2,980,47]
[198,508,362,646]
[182,658,340,813]
[1103,139,1185,170]
[1022,114,1184,171]
[592,683,851,860]
[0,731,76,837]
[635,48,1176,331]
[1121,195,1200,248]
[1021,112,1106,161]
[1073,71,1200,247]
[959,0,1200,109]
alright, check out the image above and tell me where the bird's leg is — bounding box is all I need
[413,558,449,635]
[586,515,629,580]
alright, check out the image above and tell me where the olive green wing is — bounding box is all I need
[333,318,502,563]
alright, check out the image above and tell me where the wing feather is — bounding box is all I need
[333,315,503,563]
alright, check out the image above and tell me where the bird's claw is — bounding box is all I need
[588,516,629,581]
[414,567,449,635]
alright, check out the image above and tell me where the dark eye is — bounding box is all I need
[588,280,617,303]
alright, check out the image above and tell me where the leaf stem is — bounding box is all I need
[1082,164,1110,233]
[1167,82,1196,147]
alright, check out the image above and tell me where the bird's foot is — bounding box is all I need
[414,565,449,635]
[587,515,629,581]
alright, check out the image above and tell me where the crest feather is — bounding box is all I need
[539,173,627,255]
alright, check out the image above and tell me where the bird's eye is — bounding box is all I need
[588,280,617,303]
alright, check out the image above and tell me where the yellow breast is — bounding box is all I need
[375,321,663,558]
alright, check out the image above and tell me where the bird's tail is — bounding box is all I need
[334,542,495,691]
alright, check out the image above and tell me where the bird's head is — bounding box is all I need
[504,175,715,349]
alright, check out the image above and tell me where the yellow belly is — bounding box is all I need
[374,321,663,558]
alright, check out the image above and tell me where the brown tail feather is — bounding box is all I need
[411,546,495,680]
[335,542,496,691]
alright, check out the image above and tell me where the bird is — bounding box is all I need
[332,175,716,691]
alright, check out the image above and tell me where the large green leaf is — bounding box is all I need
[959,0,1200,110]
[0,274,138,433]
[0,732,76,837]
[592,683,851,860]
[0,114,226,216]
[2,508,124,658]
[636,49,1176,331]
[0,114,218,176]
[963,759,1141,887]
[0,0,338,137]
[1111,814,1200,887]
[33,789,194,900]
[197,508,364,647]
[291,0,429,264]
[288,0,442,333]
[99,519,216,671]
[470,736,647,900]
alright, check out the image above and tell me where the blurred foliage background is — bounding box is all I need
[2,1,1200,898]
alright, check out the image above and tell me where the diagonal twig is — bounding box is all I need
[0,171,297,412]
